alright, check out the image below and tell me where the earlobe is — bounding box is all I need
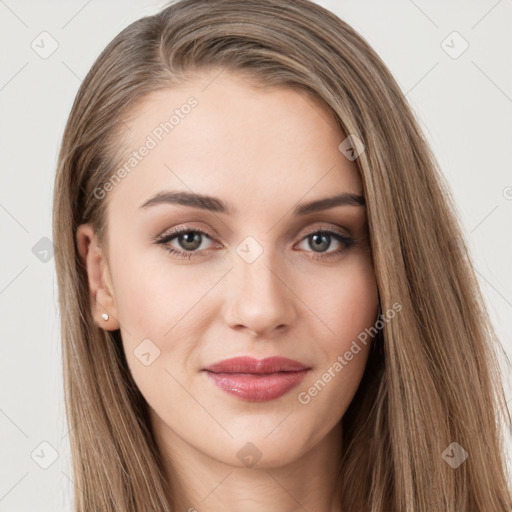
[76,223,120,331]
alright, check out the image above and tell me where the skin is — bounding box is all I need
[77,69,379,512]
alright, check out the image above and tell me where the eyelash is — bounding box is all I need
[154,225,355,261]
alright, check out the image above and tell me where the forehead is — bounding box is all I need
[107,70,362,213]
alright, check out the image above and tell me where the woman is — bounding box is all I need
[52,0,512,510]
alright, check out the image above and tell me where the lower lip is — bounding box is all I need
[204,370,309,402]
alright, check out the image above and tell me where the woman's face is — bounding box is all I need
[79,70,378,470]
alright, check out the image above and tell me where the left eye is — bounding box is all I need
[154,227,354,260]
[297,231,352,254]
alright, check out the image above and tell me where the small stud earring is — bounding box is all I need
[101,313,109,321]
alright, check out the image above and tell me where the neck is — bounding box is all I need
[150,409,344,512]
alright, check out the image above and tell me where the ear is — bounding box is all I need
[76,223,120,331]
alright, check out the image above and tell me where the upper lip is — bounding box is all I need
[203,356,310,374]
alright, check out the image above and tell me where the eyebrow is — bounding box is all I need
[138,190,365,215]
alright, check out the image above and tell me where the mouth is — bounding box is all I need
[202,356,310,402]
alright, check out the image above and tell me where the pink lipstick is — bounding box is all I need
[202,356,310,402]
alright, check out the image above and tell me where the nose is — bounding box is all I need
[222,247,297,338]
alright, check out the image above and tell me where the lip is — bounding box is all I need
[203,356,310,374]
[202,356,310,402]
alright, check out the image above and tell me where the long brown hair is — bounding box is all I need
[52,0,512,509]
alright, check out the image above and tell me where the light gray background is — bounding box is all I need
[1,0,511,510]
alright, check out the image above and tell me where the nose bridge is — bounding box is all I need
[224,234,296,335]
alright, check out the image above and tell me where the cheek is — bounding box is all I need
[295,255,377,412]
[109,247,207,412]
[110,244,209,336]
[109,245,222,393]
[304,253,378,350]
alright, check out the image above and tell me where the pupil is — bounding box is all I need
[311,234,329,252]
[180,232,201,250]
